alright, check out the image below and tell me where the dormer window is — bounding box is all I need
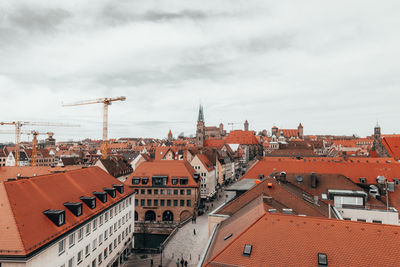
[104,188,117,198]
[113,184,124,194]
[64,202,83,217]
[43,209,65,227]
[80,196,96,209]
[359,177,366,184]
[132,178,140,185]
[172,178,178,185]
[94,192,107,203]
[142,177,149,185]
[180,178,188,185]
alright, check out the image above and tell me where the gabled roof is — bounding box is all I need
[226,130,259,145]
[0,167,133,256]
[205,212,400,266]
[382,136,400,160]
[0,166,84,181]
[196,154,215,172]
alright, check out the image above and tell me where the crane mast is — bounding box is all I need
[63,96,126,159]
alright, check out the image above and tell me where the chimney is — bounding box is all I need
[310,172,318,188]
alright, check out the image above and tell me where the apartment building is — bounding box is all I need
[0,167,135,267]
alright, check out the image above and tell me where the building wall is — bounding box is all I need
[134,187,199,223]
[2,195,135,267]
[190,156,216,199]
[338,208,399,225]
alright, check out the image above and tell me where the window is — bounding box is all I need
[394,179,400,185]
[187,200,191,207]
[114,239,117,249]
[141,189,145,195]
[98,253,102,264]
[118,234,121,244]
[173,200,178,207]
[86,224,91,236]
[85,244,90,257]
[243,244,252,256]
[114,222,117,232]
[172,178,178,185]
[92,238,97,251]
[92,218,97,230]
[357,219,366,222]
[104,248,108,259]
[180,189,185,195]
[154,199,158,206]
[173,189,178,195]
[109,243,112,253]
[154,189,158,195]
[132,177,140,184]
[77,250,83,264]
[135,198,138,206]
[147,199,152,206]
[68,233,75,248]
[167,200,171,206]
[91,259,96,267]
[68,257,74,267]
[141,199,145,206]
[110,209,113,219]
[152,176,168,186]
[373,220,382,224]
[180,178,188,185]
[142,177,149,185]
[187,189,191,195]
[180,200,184,207]
[99,215,103,226]
[104,229,108,240]
[109,226,113,236]
[147,189,152,195]
[59,239,65,255]
[160,199,165,206]
[160,189,164,195]
[359,177,366,184]
[134,189,139,194]
[105,212,109,222]
[99,234,103,245]
[118,219,121,228]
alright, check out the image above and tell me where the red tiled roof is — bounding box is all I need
[204,139,226,148]
[197,154,215,172]
[205,212,400,267]
[125,160,198,187]
[226,130,259,145]
[242,157,400,184]
[382,136,400,160]
[0,166,84,182]
[0,167,133,256]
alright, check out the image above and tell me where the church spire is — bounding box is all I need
[198,104,204,122]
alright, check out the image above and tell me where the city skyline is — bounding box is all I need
[1,0,400,141]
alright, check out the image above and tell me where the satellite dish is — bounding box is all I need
[296,175,303,182]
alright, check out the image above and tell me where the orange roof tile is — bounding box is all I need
[226,130,259,145]
[242,157,400,184]
[205,212,400,266]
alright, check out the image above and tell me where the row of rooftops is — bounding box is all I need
[201,173,400,266]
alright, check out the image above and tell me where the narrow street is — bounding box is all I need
[125,188,236,267]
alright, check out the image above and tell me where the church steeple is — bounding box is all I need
[198,104,204,122]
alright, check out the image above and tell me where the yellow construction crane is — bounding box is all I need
[62,97,126,159]
[0,121,79,166]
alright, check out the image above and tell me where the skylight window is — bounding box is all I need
[224,233,233,240]
[318,253,327,266]
[243,244,252,257]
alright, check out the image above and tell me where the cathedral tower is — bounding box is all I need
[196,105,205,147]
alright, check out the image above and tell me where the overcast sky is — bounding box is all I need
[1,0,400,142]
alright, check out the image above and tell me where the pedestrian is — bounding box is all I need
[193,228,196,235]
[184,260,188,267]
[176,258,180,267]
[180,258,184,267]
[150,258,154,267]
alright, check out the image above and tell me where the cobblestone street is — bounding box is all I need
[125,188,236,267]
